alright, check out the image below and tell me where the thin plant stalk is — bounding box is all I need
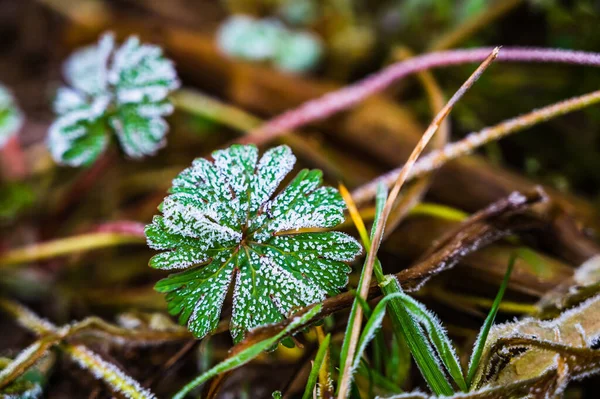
[383,47,450,239]
[0,232,145,267]
[342,184,458,396]
[336,48,500,399]
[248,47,600,144]
[351,88,600,205]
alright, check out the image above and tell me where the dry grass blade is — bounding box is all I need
[383,47,450,240]
[335,47,500,399]
[352,88,600,205]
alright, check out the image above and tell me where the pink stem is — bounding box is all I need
[246,47,600,144]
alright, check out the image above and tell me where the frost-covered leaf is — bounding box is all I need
[217,16,322,73]
[48,32,180,167]
[63,33,114,96]
[0,84,24,148]
[146,144,362,342]
[48,96,110,167]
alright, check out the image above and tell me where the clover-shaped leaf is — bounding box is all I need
[145,144,362,342]
[48,33,180,167]
[0,84,24,148]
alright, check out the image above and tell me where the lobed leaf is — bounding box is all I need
[49,32,180,167]
[147,144,361,342]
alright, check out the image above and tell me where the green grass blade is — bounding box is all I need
[173,305,321,399]
[338,258,369,387]
[302,333,331,399]
[400,295,467,391]
[386,331,410,388]
[357,359,403,394]
[379,276,455,396]
[466,254,515,388]
[352,293,406,372]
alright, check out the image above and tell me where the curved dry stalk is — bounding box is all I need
[352,88,600,205]
[383,48,450,239]
[336,48,500,399]
[247,47,600,145]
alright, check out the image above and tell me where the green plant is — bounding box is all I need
[0,84,23,148]
[48,32,180,167]
[145,144,362,342]
[217,15,323,73]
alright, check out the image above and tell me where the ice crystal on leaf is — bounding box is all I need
[146,144,362,342]
[0,84,24,148]
[48,33,180,167]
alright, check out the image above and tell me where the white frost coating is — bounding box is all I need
[70,345,157,399]
[49,32,180,166]
[146,144,362,341]
[109,35,180,104]
[48,95,110,167]
[63,33,114,95]
[0,341,44,381]
[574,254,600,286]
[0,84,24,148]
[53,87,87,115]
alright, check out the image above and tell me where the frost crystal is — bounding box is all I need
[146,144,362,342]
[0,84,24,148]
[48,33,180,167]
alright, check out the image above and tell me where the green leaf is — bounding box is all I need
[399,293,467,392]
[379,277,455,396]
[0,84,23,148]
[147,144,362,342]
[48,96,110,167]
[466,253,515,388]
[49,32,180,167]
[173,304,322,399]
[302,333,331,399]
